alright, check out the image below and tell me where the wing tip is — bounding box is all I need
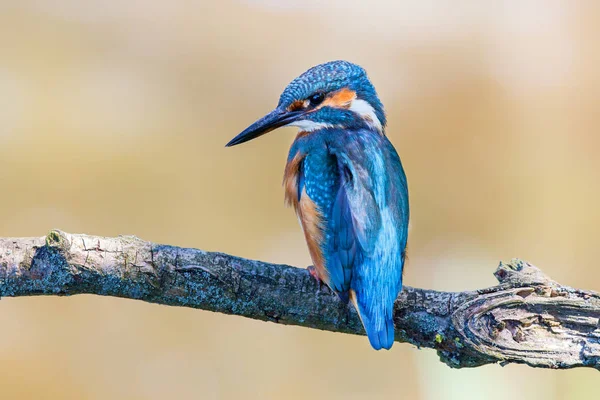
[350,290,395,351]
[365,319,395,350]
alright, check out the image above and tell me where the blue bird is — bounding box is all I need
[226,61,409,350]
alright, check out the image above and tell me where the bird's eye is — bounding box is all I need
[308,92,325,106]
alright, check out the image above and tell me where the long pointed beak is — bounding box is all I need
[226,108,302,147]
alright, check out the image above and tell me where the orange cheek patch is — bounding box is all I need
[288,88,357,114]
[321,88,357,109]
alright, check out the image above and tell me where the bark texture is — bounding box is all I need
[0,230,598,370]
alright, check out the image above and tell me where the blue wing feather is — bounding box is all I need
[328,131,409,350]
[326,182,358,298]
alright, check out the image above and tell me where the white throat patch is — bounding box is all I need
[285,120,335,132]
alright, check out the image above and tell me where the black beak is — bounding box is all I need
[226,108,303,147]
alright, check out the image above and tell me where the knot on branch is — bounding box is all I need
[450,259,600,369]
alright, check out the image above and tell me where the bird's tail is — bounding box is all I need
[350,290,395,350]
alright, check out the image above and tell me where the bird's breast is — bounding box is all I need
[283,148,339,284]
[283,152,304,210]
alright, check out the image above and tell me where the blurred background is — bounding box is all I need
[0,0,599,398]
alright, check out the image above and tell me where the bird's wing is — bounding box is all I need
[325,149,382,295]
[327,132,408,350]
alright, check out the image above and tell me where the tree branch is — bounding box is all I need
[0,230,598,370]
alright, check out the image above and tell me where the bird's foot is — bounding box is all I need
[307,266,326,291]
[307,265,320,281]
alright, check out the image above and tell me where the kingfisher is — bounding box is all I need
[226,61,409,350]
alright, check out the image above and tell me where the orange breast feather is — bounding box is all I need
[283,152,328,285]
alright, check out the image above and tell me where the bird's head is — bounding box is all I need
[226,60,386,147]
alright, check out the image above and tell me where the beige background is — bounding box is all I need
[0,1,599,399]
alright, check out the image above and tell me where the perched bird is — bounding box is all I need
[226,61,409,350]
